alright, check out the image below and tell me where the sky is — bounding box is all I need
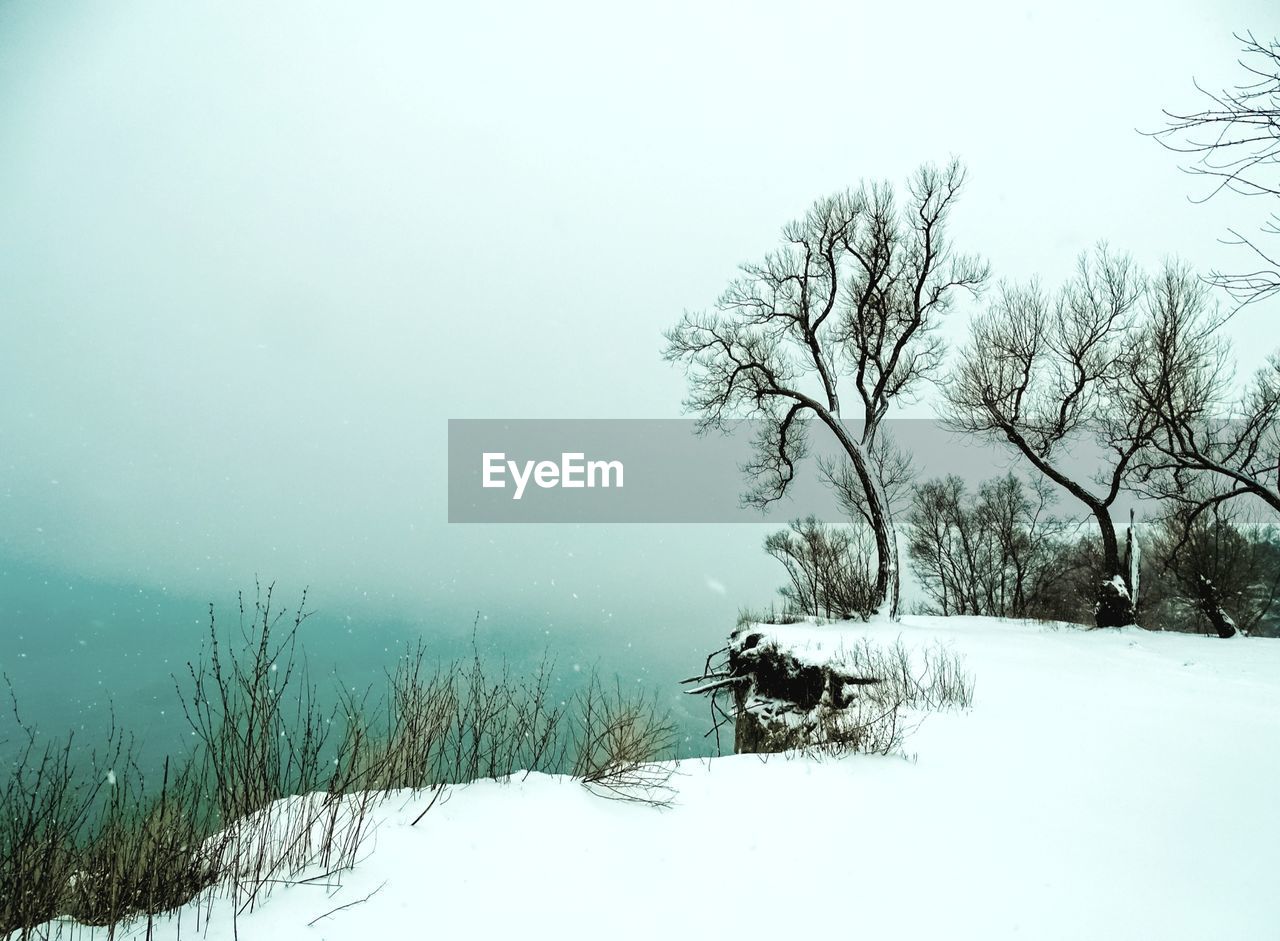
[1,0,1277,656]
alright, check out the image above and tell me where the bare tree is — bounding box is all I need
[906,473,1069,618]
[974,473,1071,617]
[664,160,988,619]
[906,475,970,616]
[764,516,876,619]
[945,246,1153,627]
[1151,31,1280,307]
[1143,496,1280,638]
[1129,264,1280,521]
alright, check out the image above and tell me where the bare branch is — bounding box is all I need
[1149,32,1280,306]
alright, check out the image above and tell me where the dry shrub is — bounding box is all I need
[572,676,677,805]
[801,638,973,757]
[0,586,677,940]
[833,637,976,711]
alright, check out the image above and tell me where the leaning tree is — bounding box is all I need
[664,160,988,619]
[1152,31,1280,307]
[945,246,1157,628]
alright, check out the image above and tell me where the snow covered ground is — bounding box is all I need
[32,616,1280,940]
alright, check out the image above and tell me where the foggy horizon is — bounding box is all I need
[2,0,1276,681]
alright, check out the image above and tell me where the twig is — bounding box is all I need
[410,782,448,826]
[306,881,388,927]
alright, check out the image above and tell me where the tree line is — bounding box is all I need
[664,34,1280,633]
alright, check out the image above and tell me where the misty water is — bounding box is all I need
[0,533,779,773]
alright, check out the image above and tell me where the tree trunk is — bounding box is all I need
[818,415,900,619]
[1194,575,1240,639]
[1094,509,1135,628]
[853,453,899,619]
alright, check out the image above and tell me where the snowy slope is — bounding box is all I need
[33,617,1280,940]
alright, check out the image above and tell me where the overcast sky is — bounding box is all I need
[1,0,1276,634]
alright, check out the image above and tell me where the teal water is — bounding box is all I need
[0,555,725,776]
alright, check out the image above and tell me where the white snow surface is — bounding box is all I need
[36,616,1280,940]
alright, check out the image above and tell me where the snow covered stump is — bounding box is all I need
[685,621,975,754]
[723,626,883,754]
